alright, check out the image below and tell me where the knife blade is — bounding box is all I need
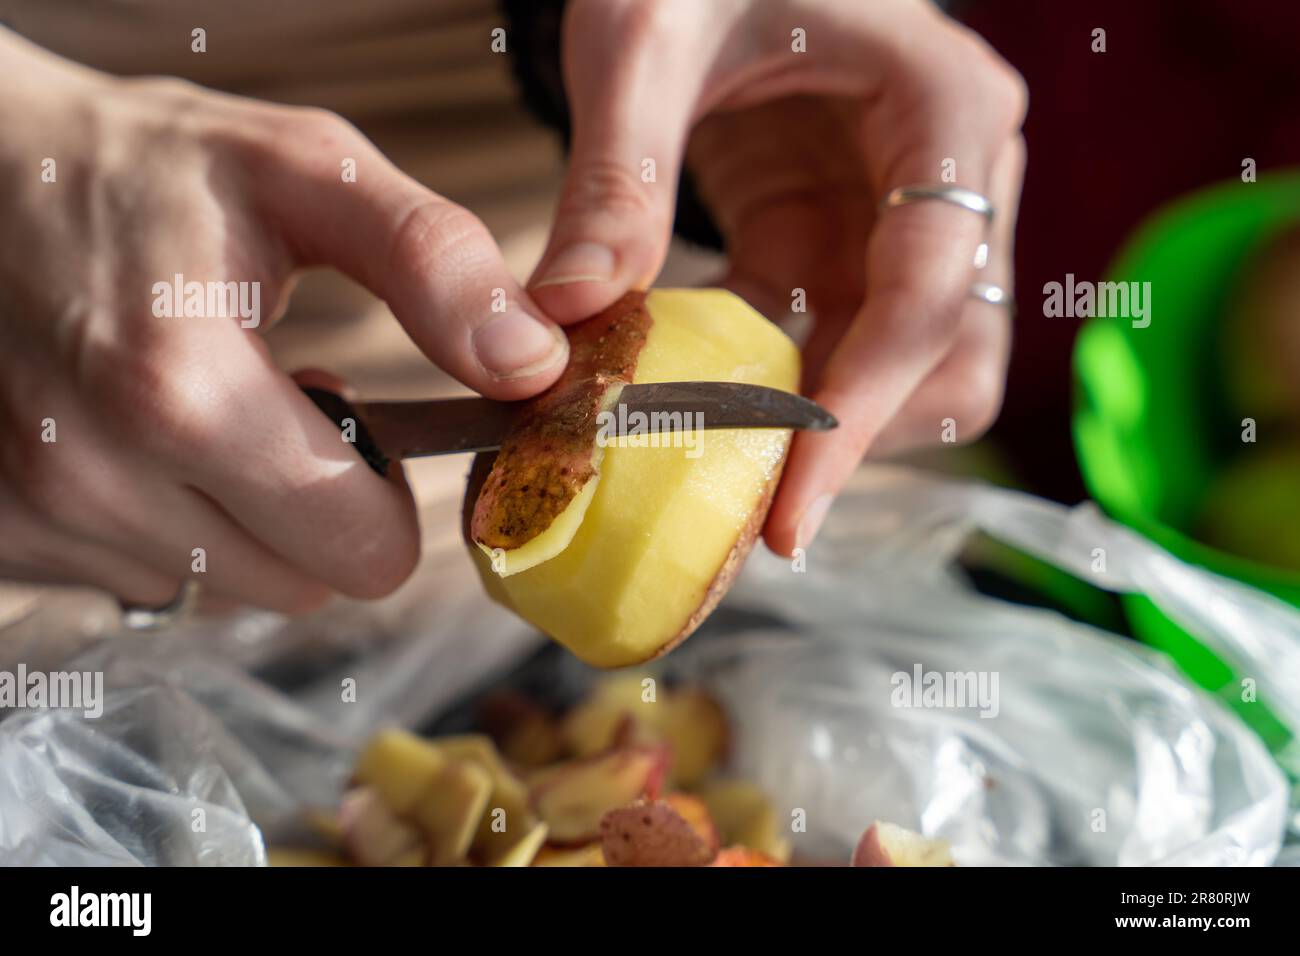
[303,382,836,476]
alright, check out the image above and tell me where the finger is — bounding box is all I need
[867,136,1024,458]
[526,0,723,320]
[290,367,356,401]
[193,591,252,616]
[0,497,179,606]
[724,269,857,396]
[118,325,423,601]
[864,298,1012,459]
[252,110,567,400]
[764,199,990,556]
[764,79,1025,557]
[12,391,338,612]
[109,480,334,614]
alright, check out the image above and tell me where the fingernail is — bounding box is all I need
[472,310,567,381]
[796,493,833,551]
[532,242,617,288]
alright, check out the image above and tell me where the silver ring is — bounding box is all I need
[970,281,1013,311]
[120,581,199,631]
[881,184,994,223]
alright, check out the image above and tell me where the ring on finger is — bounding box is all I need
[970,280,1015,316]
[881,184,995,224]
[120,580,200,631]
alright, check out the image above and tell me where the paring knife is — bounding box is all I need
[304,382,838,476]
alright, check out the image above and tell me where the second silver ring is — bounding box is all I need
[970,280,1014,316]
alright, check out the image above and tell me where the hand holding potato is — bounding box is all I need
[527,0,1027,554]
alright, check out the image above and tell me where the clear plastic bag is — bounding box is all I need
[0,466,1292,865]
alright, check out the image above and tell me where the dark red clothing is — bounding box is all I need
[965,0,1300,501]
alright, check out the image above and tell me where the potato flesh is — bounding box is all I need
[699,780,791,863]
[352,728,449,815]
[476,442,605,576]
[852,821,955,867]
[475,289,800,667]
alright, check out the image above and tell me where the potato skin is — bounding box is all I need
[470,292,651,551]
[599,800,716,867]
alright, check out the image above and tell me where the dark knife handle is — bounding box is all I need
[301,386,390,477]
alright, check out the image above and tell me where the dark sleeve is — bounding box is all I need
[498,0,725,251]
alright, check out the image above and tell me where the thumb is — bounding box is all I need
[527,0,713,321]
[256,109,567,400]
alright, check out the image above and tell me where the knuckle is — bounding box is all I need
[871,285,966,350]
[146,392,213,457]
[561,158,658,223]
[950,31,1028,131]
[580,0,677,47]
[124,74,204,107]
[929,25,1029,136]
[286,106,362,147]
[247,105,364,170]
[610,0,676,45]
[985,62,1029,131]
[389,200,495,282]
[94,347,212,457]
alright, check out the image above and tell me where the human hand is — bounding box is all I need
[0,30,569,610]
[526,0,1026,554]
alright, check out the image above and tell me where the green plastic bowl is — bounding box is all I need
[1072,173,1300,761]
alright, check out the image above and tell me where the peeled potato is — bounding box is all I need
[492,821,550,867]
[433,735,543,866]
[656,689,729,787]
[560,675,661,756]
[410,760,493,866]
[528,745,670,844]
[699,780,790,863]
[531,843,607,867]
[266,848,350,867]
[351,729,448,816]
[559,678,727,787]
[852,821,955,867]
[466,289,799,667]
[337,787,426,867]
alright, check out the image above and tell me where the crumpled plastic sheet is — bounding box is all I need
[0,487,540,865]
[0,466,1293,865]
